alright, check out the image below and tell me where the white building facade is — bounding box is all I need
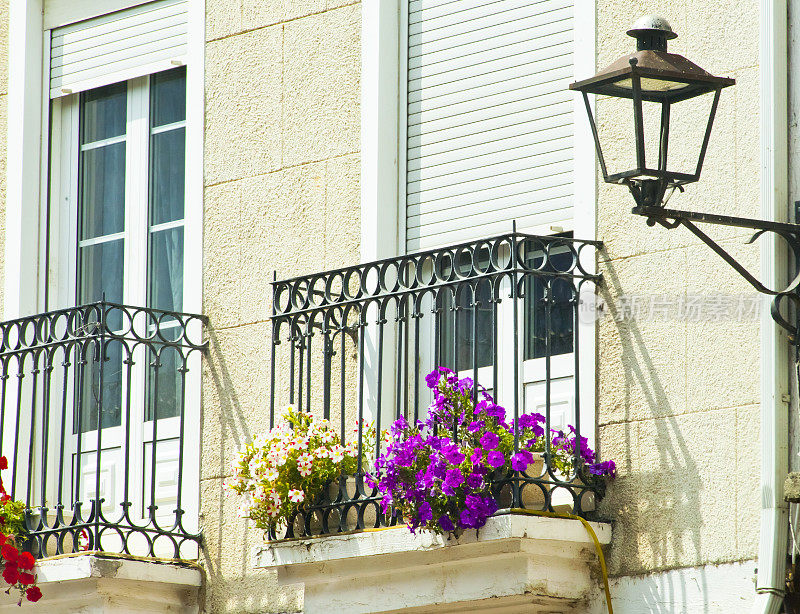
[0,0,792,612]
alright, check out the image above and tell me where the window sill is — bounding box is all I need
[254,513,611,613]
[0,553,202,613]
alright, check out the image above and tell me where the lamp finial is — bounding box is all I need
[627,15,677,52]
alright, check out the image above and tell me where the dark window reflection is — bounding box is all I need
[437,249,493,371]
[524,248,575,360]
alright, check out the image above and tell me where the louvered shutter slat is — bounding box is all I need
[409,88,570,129]
[408,16,572,68]
[406,0,575,251]
[409,6,572,58]
[408,141,573,185]
[408,183,573,223]
[409,117,573,162]
[408,36,572,82]
[408,96,572,139]
[50,0,188,98]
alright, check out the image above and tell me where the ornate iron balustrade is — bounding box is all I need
[0,302,207,558]
[270,231,603,539]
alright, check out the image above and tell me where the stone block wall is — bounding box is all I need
[200,2,361,612]
[595,1,763,577]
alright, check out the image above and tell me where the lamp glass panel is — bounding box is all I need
[594,94,639,179]
[663,89,717,178]
[615,76,692,92]
[641,99,665,174]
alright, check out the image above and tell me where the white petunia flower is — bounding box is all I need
[330,445,345,463]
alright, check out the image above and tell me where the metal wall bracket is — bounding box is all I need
[632,204,800,351]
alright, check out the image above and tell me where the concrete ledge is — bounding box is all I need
[254,514,611,614]
[0,553,203,613]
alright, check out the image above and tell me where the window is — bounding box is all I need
[404,0,582,427]
[70,68,187,431]
[437,238,575,371]
[2,0,198,556]
[46,66,190,540]
[433,236,578,430]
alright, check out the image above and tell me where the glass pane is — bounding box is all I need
[79,240,124,305]
[151,67,186,127]
[524,250,575,360]
[149,128,186,225]
[146,332,183,421]
[438,282,493,372]
[81,82,127,143]
[77,339,123,432]
[80,143,126,239]
[149,227,184,313]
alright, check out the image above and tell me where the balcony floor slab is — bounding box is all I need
[254,513,612,614]
[0,552,202,613]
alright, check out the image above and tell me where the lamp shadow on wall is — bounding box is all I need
[598,260,709,614]
[197,322,301,613]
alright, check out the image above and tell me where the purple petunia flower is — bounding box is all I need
[442,468,464,495]
[511,451,534,472]
[380,494,393,515]
[587,460,616,477]
[468,420,485,434]
[486,404,506,422]
[466,472,483,489]
[474,399,490,415]
[418,501,433,523]
[470,448,482,465]
[438,515,455,532]
[443,447,465,466]
[479,431,500,450]
[425,370,442,389]
[459,508,476,528]
[486,450,505,468]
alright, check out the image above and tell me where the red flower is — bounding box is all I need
[1,544,18,563]
[17,572,34,586]
[0,533,7,548]
[0,457,8,470]
[25,587,41,603]
[16,552,34,571]
[2,563,18,585]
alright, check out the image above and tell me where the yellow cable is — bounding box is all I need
[506,508,613,614]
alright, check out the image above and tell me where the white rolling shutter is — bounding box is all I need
[49,0,188,99]
[406,0,575,251]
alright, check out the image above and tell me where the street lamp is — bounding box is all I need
[570,15,735,208]
[571,15,800,347]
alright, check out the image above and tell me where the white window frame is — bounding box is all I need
[5,0,205,542]
[360,0,597,446]
[7,0,203,318]
[48,74,189,311]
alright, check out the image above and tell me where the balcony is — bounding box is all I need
[0,302,206,612]
[263,231,611,611]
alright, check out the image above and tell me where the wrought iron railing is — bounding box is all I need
[0,302,206,558]
[270,231,603,539]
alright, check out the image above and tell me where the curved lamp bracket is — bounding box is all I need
[632,204,800,350]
